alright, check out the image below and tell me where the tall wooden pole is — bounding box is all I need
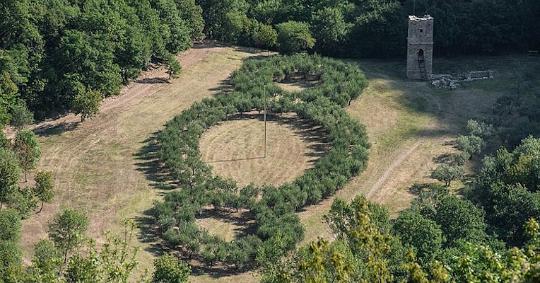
[264,90,267,158]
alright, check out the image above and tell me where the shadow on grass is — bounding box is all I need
[133,132,180,258]
[135,77,169,84]
[214,112,331,165]
[196,208,257,239]
[34,121,80,137]
[134,132,179,191]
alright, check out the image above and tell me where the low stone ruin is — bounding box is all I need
[431,70,494,89]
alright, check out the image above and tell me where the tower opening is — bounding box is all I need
[407,15,434,80]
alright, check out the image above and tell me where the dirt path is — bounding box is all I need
[20,43,261,277]
[365,141,421,199]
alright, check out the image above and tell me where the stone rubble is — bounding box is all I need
[431,70,494,89]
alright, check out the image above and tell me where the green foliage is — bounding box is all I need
[263,195,540,282]
[176,0,205,40]
[28,240,62,282]
[9,100,33,129]
[0,148,20,206]
[164,53,182,80]
[72,89,102,122]
[456,135,485,158]
[276,21,315,54]
[12,129,41,181]
[0,209,21,242]
[48,208,89,263]
[438,241,533,282]
[0,0,201,119]
[430,196,488,246]
[0,240,23,281]
[262,196,404,282]
[200,0,539,58]
[64,252,101,282]
[153,254,191,283]
[34,171,54,213]
[311,7,351,52]
[0,130,9,149]
[431,164,464,186]
[393,210,444,262]
[251,22,277,48]
[466,119,495,138]
[6,187,38,218]
[65,220,139,283]
[468,137,540,245]
[0,213,146,282]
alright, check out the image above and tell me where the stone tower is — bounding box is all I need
[407,15,434,80]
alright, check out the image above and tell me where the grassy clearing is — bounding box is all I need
[199,113,328,188]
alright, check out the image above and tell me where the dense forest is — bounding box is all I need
[0,0,203,123]
[1,0,539,124]
[198,0,540,56]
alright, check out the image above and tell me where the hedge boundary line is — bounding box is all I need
[150,54,369,270]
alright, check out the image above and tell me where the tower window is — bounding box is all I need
[420,29,423,33]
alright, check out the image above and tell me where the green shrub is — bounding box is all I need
[276,21,315,54]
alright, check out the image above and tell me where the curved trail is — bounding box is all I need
[366,141,421,199]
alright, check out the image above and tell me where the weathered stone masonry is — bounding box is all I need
[407,15,434,80]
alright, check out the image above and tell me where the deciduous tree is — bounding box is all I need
[34,171,54,213]
[0,148,20,207]
[72,89,102,122]
[48,208,89,265]
[276,21,315,54]
[12,129,41,181]
[153,254,191,283]
[431,164,464,187]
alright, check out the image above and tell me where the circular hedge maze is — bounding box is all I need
[151,54,369,270]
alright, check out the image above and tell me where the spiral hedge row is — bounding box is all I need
[151,54,369,269]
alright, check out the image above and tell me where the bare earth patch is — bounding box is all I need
[194,208,255,243]
[200,113,328,188]
[275,80,319,93]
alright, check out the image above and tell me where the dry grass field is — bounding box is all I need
[199,113,328,188]
[18,41,536,283]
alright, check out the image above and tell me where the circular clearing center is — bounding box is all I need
[199,113,328,187]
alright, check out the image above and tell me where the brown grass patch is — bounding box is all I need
[195,208,254,242]
[199,113,328,188]
[275,80,319,93]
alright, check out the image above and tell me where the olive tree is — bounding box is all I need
[0,148,20,208]
[431,164,464,187]
[12,130,41,182]
[48,209,89,264]
[72,89,102,122]
[34,171,54,213]
[153,254,191,283]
